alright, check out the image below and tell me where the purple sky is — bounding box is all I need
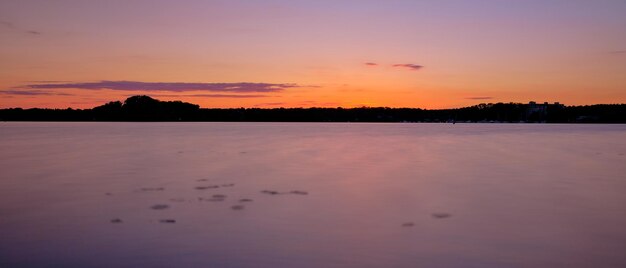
[1,0,625,108]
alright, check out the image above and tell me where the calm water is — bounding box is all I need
[1,122,625,267]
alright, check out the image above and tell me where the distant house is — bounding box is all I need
[527,101,547,119]
[526,101,563,122]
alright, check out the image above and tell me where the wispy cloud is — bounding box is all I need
[392,64,423,71]
[139,94,269,98]
[23,81,301,93]
[0,20,42,35]
[253,102,286,107]
[26,80,72,83]
[0,21,13,28]
[609,50,626,54]
[364,62,378,66]
[70,101,101,105]
[297,100,340,107]
[252,100,340,107]
[0,90,73,96]
[465,97,493,100]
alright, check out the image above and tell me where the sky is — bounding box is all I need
[1,0,625,109]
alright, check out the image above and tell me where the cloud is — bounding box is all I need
[26,80,72,83]
[23,81,301,93]
[0,90,73,96]
[0,21,14,28]
[392,64,423,71]
[0,20,42,35]
[364,62,378,66]
[253,100,340,107]
[297,101,340,107]
[253,102,286,107]
[465,97,493,100]
[609,50,626,54]
[139,94,269,98]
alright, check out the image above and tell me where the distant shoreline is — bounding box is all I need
[2,121,626,125]
[2,95,625,123]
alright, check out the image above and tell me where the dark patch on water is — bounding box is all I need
[401,222,415,227]
[221,183,235,187]
[199,194,226,202]
[261,190,309,195]
[432,213,451,219]
[138,187,165,192]
[239,198,253,202]
[110,218,123,223]
[151,204,170,210]
[231,205,245,210]
[159,219,176,223]
[195,185,219,190]
[199,197,225,202]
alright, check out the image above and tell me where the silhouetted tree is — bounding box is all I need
[1,96,624,123]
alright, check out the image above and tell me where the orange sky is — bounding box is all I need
[1,0,625,109]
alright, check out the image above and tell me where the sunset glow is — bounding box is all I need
[1,0,625,109]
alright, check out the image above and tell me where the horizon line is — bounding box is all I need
[2,95,625,111]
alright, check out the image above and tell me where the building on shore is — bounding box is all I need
[526,101,563,122]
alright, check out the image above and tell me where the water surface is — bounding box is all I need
[1,122,625,267]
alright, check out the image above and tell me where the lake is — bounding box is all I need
[1,122,625,267]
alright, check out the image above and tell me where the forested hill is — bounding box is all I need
[1,95,625,123]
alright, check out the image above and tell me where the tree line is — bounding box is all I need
[1,95,625,123]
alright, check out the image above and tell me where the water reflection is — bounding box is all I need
[1,123,625,267]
